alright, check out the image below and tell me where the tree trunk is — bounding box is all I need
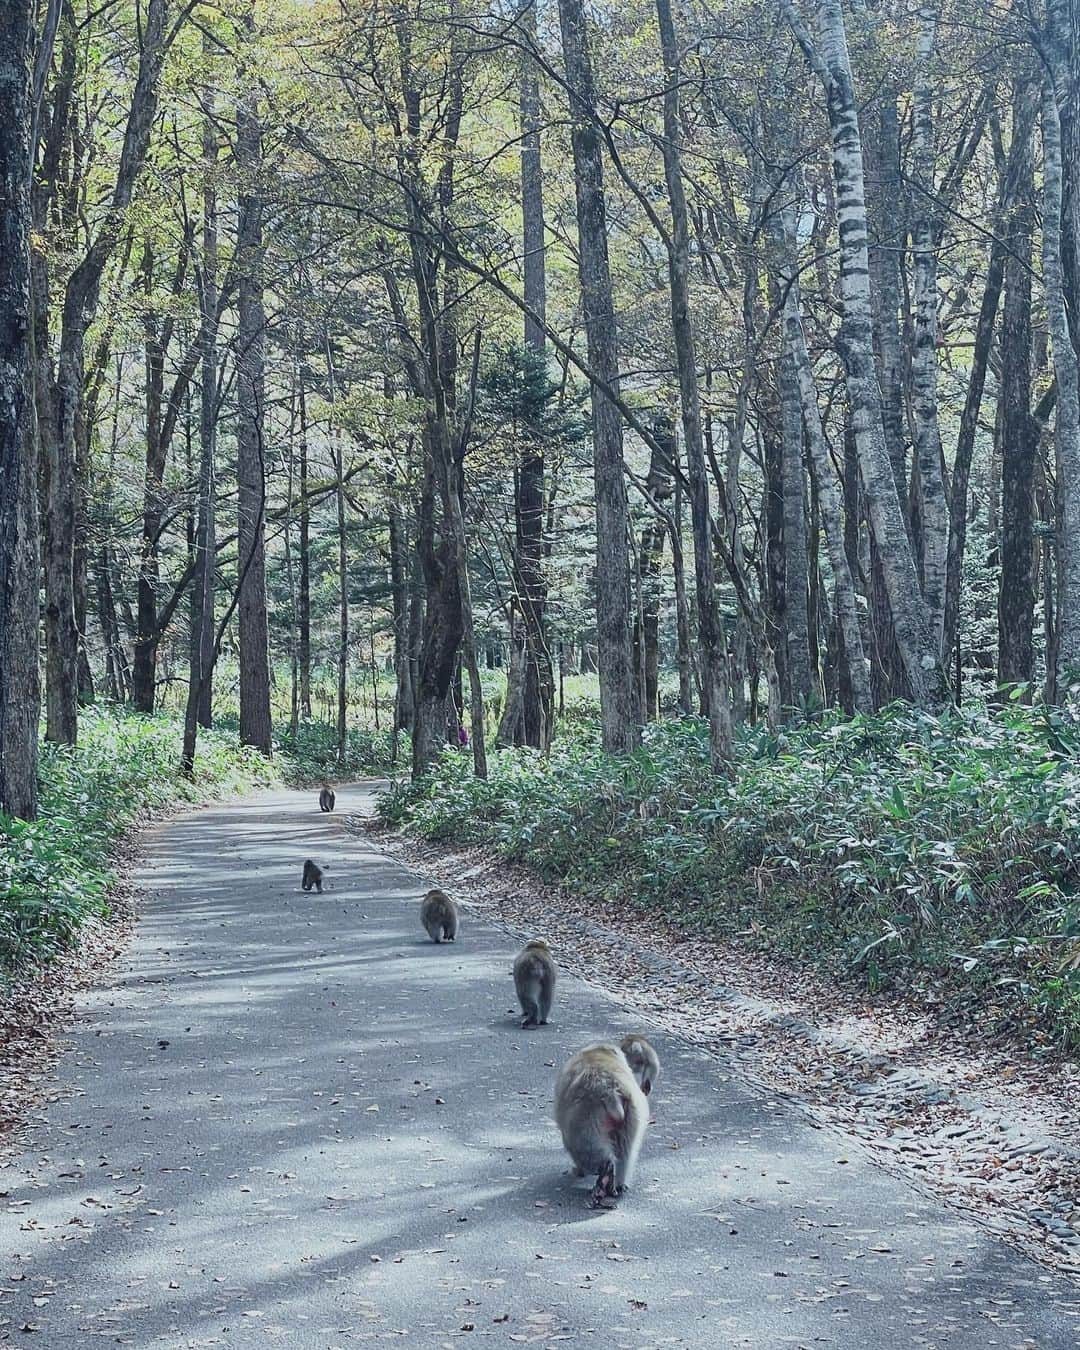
[1046,0,1080,359]
[1043,78,1080,690]
[631,418,672,723]
[497,610,526,747]
[785,0,949,708]
[996,80,1037,693]
[942,211,1005,664]
[655,0,732,765]
[670,466,694,715]
[763,419,790,709]
[518,0,553,751]
[43,0,170,745]
[557,0,638,753]
[388,482,414,733]
[0,0,40,819]
[773,256,813,708]
[327,339,348,766]
[298,376,312,721]
[132,240,164,713]
[180,113,219,770]
[235,6,273,756]
[909,3,947,650]
[444,445,488,779]
[782,263,873,713]
[411,428,464,778]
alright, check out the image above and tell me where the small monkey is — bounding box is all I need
[514,939,555,1028]
[319,784,336,812]
[554,1038,657,1206]
[301,859,324,893]
[619,1033,660,1097]
[420,887,458,943]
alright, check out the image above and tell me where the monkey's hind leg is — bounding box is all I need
[589,1160,618,1208]
[520,996,539,1029]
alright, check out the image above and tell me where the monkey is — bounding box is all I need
[301,859,324,893]
[554,1038,657,1206]
[619,1033,660,1097]
[420,887,458,943]
[513,939,555,1028]
[319,784,336,812]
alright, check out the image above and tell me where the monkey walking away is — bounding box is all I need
[319,784,336,812]
[301,859,324,893]
[554,1036,659,1207]
[420,887,459,942]
[514,939,555,1028]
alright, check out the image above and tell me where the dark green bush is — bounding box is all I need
[381,703,1080,1048]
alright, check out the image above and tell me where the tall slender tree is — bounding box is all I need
[235,1,273,755]
[0,0,41,819]
[557,0,638,753]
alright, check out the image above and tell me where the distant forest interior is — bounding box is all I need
[4,1,1080,1039]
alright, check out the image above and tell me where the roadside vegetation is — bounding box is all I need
[381,700,1080,1051]
[0,708,274,978]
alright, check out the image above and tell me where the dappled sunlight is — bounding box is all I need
[3,789,1078,1347]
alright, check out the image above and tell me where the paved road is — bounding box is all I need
[2,785,1078,1348]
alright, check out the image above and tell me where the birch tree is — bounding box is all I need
[781,0,950,708]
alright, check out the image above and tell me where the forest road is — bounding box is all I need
[2,784,1078,1348]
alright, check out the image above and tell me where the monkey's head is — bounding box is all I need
[525,938,551,953]
[620,1035,660,1096]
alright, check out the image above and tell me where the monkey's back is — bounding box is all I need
[513,946,555,994]
[554,1044,645,1167]
[420,887,458,940]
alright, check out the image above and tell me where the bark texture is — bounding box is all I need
[655,0,732,764]
[0,0,40,819]
[996,81,1037,692]
[235,9,273,756]
[558,0,639,753]
[1041,83,1080,689]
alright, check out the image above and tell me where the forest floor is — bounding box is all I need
[0,785,1077,1348]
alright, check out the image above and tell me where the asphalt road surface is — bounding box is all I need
[2,785,1078,1348]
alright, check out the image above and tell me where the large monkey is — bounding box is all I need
[319,784,336,812]
[554,1036,658,1206]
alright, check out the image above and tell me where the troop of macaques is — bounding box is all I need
[288,840,659,1208]
[514,939,556,1028]
[319,784,336,812]
[554,1034,660,1207]
[420,887,459,943]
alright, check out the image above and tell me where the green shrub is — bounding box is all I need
[275,719,404,782]
[0,709,274,976]
[382,703,1080,1048]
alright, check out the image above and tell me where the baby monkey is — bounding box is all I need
[420,887,458,942]
[301,859,324,893]
[554,1034,660,1207]
[319,784,336,812]
[513,939,555,1028]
